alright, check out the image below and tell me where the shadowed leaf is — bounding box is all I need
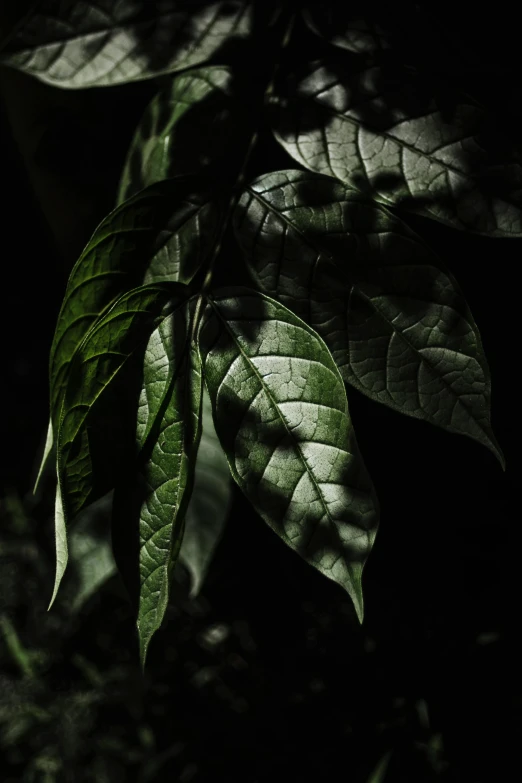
[273,59,522,236]
[113,300,202,668]
[234,169,505,468]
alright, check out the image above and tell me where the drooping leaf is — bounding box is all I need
[178,386,232,597]
[198,287,379,620]
[49,479,67,609]
[64,389,232,610]
[0,0,252,88]
[113,300,202,668]
[50,282,186,607]
[58,282,187,521]
[273,59,522,236]
[234,170,505,468]
[118,65,249,205]
[49,176,221,438]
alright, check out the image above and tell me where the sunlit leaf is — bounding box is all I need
[199,287,379,619]
[273,59,522,236]
[234,169,505,468]
[0,0,253,88]
[113,300,202,668]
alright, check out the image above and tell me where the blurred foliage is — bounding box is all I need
[0,484,455,782]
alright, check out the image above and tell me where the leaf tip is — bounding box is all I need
[138,625,152,674]
[49,482,68,611]
[489,437,506,473]
[349,563,365,624]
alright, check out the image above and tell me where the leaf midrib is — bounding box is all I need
[246,183,495,444]
[349,283,494,439]
[209,296,353,556]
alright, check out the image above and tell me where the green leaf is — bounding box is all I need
[113,300,203,669]
[49,283,186,606]
[234,169,505,469]
[67,492,117,613]
[273,59,522,236]
[58,283,186,521]
[118,65,248,205]
[33,419,54,495]
[49,176,221,437]
[0,0,252,88]
[178,386,232,597]
[198,287,379,619]
[49,479,67,610]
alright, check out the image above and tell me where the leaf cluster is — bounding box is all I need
[0,0,510,667]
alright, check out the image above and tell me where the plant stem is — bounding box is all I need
[190,8,297,342]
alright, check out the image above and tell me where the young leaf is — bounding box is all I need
[118,65,248,205]
[198,287,379,620]
[178,387,232,597]
[0,0,252,88]
[273,59,522,236]
[234,170,505,468]
[58,283,187,521]
[49,176,221,438]
[113,301,203,668]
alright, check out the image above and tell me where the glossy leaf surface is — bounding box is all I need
[199,287,379,619]
[113,301,202,667]
[49,176,220,436]
[234,170,505,467]
[273,60,522,236]
[58,283,186,522]
[0,0,252,88]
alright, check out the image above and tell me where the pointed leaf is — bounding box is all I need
[178,386,232,597]
[48,479,67,609]
[113,300,203,668]
[33,419,54,495]
[0,0,252,88]
[273,59,522,236]
[118,65,249,205]
[49,176,221,438]
[58,282,186,521]
[198,287,379,619]
[234,170,505,468]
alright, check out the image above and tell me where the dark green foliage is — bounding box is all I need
[0,0,508,668]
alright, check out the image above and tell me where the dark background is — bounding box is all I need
[0,3,520,781]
